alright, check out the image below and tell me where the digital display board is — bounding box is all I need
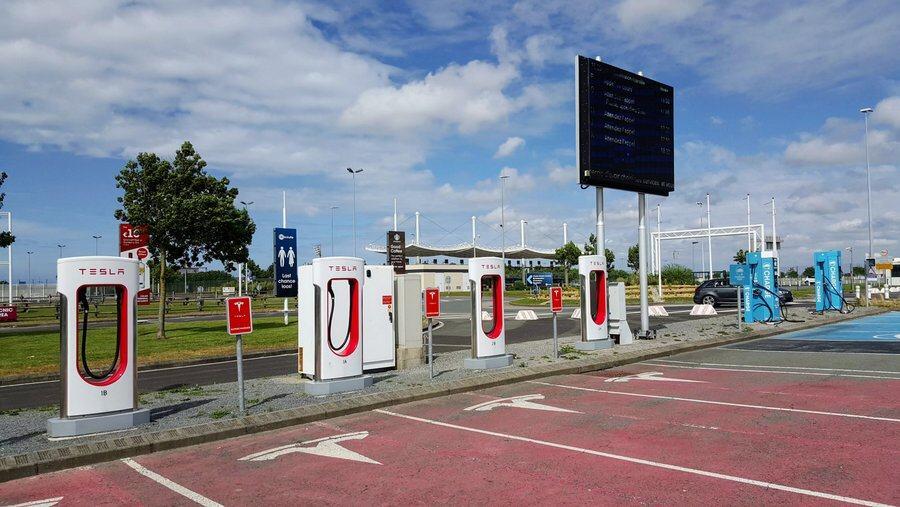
[577,56,674,196]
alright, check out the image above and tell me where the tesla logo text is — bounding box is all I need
[328,266,358,272]
[234,301,244,311]
[78,268,127,276]
[481,264,501,269]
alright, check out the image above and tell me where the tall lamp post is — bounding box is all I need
[346,168,363,257]
[706,193,713,279]
[845,246,854,284]
[239,201,254,297]
[330,205,339,256]
[26,251,34,297]
[92,235,102,255]
[860,107,874,305]
[499,174,509,268]
[57,244,66,259]
[695,201,705,278]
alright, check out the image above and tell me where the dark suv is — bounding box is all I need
[692,279,793,307]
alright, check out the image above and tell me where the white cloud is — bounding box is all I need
[494,136,525,158]
[614,0,705,30]
[709,116,724,125]
[547,164,574,185]
[340,60,520,135]
[873,96,900,129]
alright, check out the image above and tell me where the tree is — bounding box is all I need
[627,244,640,272]
[605,248,615,270]
[662,264,696,285]
[802,266,815,278]
[786,267,799,278]
[733,249,747,264]
[554,241,581,285]
[852,266,865,276]
[583,234,596,255]
[0,173,15,248]
[115,142,256,339]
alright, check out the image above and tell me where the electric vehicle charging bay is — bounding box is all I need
[465,257,513,369]
[726,312,900,353]
[299,257,373,395]
[47,256,150,438]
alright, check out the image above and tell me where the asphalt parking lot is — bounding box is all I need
[2,312,896,505]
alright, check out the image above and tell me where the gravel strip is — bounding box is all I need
[0,305,881,458]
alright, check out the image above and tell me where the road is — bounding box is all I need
[0,299,798,411]
[1,312,896,505]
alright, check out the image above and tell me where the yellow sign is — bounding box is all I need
[875,262,892,270]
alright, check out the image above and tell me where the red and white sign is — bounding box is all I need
[0,305,18,322]
[119,224,152,305]
[382,295,392,305]
[424,288,440,318]
[226,297,253,335]
[550,287,563,313]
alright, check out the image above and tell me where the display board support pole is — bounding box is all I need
[595,188,604,258]
[428,318,434,379]
[283,191,289,326]
[236,334,245,414]
[638,193,650,337]
[552,312,558,359]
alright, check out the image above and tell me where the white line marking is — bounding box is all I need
[374,409,889,506]
[643,362,900,381]
[4,498,63,507]
[528,381,900,423]
[604,372,708,384]
[121,458,223,507]
[239,431,380,464]
[464,394,580,413]
[651,359,900,375]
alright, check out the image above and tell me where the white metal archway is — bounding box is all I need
[650,223,765,297]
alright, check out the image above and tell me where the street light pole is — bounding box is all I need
[656,203,662,298]
[330,206,339,256]
[696,202,704,278]
[745,193,752,251]
[239,201,254,297]
[846,246,854,284]
[92,235,102,255]
[26,251,33,297]
[860,107,874,305]
[706,193,712,279]
[347,168,364,257]
[57,244,66,259]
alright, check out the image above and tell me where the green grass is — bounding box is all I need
[0,316,297,379]
[4,296,297,327]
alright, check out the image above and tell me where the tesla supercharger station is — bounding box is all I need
[362,265,396,371]
[576,254,612,350]
[298,257,373,395]
[47,256,150,437]
[465,257,513,369]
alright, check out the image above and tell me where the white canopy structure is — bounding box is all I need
[366,212,559,260]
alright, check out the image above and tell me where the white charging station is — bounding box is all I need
[47,256,150,438]
[465,257,513,369]
[576,254,612,350]
[362,265,396,371]
[298,257,373,395]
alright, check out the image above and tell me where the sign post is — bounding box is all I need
[424,287,440,379]
[118,224,152,305]
[550,287,562,359]
[387,231,407,274]
[226,296,253,414]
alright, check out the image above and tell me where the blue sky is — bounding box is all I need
[2,0,899,281]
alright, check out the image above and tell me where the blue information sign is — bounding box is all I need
[526,272,554,287]
[273,227,298,297]
[729,264,747,286]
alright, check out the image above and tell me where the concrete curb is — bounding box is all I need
[0,308,886,483]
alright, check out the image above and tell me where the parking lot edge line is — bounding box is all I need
[650,359,900,375]
[643,363,900,380]
[121,458,223,507]
[528,381,900,422]
[372,409,889,507]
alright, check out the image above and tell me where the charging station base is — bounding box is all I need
[47,408,151,438]
[574,339,613,351]
[304,375,373,396]
[464,354,514,370]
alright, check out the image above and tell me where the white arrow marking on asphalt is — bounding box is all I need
[604,372,708,384]
[464,394,581,413]
[239,431,380,465]
[4,498,63,507]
